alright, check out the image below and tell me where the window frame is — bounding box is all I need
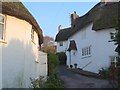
[0,14,6,41]
[110,56,119,68]
[82,45,91,58]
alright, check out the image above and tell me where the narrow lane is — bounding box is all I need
[57,66,112,88]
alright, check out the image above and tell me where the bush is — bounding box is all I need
[56,52,67,65]
[48,53,59,76]
[30,53,64,88]
[30,71,64,88]
[31,54,63,89]
[98,67,111,79]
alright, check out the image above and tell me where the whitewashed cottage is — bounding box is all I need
[55,1,119,73]
[0,2,47,88]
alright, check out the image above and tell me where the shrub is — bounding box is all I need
[30,70,64,88]
[48,53,59,76]
[98,67,111,79]
[30,53,64,88]
[56,52,67,65]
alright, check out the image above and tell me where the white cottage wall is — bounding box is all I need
[38,51,47,80]
[0,45,2,89]
[67,23,117,73]
[1,14,47,88]
[57,41,68,53]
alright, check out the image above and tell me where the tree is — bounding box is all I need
[111,18,120,87]
[41,36,56,54]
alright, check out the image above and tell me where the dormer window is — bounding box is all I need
[0,15,5,40]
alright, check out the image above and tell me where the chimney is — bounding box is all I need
[71,11,79,27]
[101,0,119,5]
[58,25,62,32]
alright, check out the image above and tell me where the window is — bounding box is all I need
[0,15,5,40]
[110,56,119,68]
[59,42,63,46]
[82,46,91,57]
[110,32,115,39]
[31,28,34,41]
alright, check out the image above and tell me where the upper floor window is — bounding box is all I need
[31,28,34,41]
[0,15,5,40]
[59,42,63,46]
[82,46,91,57]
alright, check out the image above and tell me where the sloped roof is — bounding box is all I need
[0,1,43,44]
[55,27,72,41]
[55,2,119,42]
[67,40,77,51]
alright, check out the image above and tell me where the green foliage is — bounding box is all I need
[98,67,111,79]
[47,70,64,88]
[30,53,64,88]
[111,18,120,88]
[48,53,59,75]
[30,76,45,88]
[56,52,67,65]
[30,71,64,88]
[112,18,120,55]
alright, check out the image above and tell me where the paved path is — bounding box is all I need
[57,66,113,88]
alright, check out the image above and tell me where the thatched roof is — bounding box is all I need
[55,2,119,42]
[0,1,43,44]
[67,40,77,51]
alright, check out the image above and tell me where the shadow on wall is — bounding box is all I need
[2,39,39,88]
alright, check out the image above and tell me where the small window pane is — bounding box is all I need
[59,42,63,46]
[0,24,4,39]
[82,46,91,57]
[0,16,4,23]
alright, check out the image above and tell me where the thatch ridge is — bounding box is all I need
[55,2,119,42]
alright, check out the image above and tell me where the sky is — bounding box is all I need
[22,2,99,39]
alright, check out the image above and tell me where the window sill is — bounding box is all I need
[82,55,91,59]
[0,40,7,44]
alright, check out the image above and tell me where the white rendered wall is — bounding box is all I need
[38,51,48,80]
[1,14,47,88]
[0,45,2,90]
[57,41,68,53]
[67,23,117,73]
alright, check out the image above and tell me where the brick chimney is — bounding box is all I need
[101,0,119,5]
[71,11,79,27]
[58,25,62,32]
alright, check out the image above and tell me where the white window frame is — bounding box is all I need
[0,14,6,42]
[82,45,91,58]
[110,56,119,68]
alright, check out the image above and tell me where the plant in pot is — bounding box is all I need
[70,65,73,68]
[74,63,77,68]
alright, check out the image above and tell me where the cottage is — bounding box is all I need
[0,1,47,88]
[55,1,119,73]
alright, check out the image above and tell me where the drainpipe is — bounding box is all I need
[69,51,71,68]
